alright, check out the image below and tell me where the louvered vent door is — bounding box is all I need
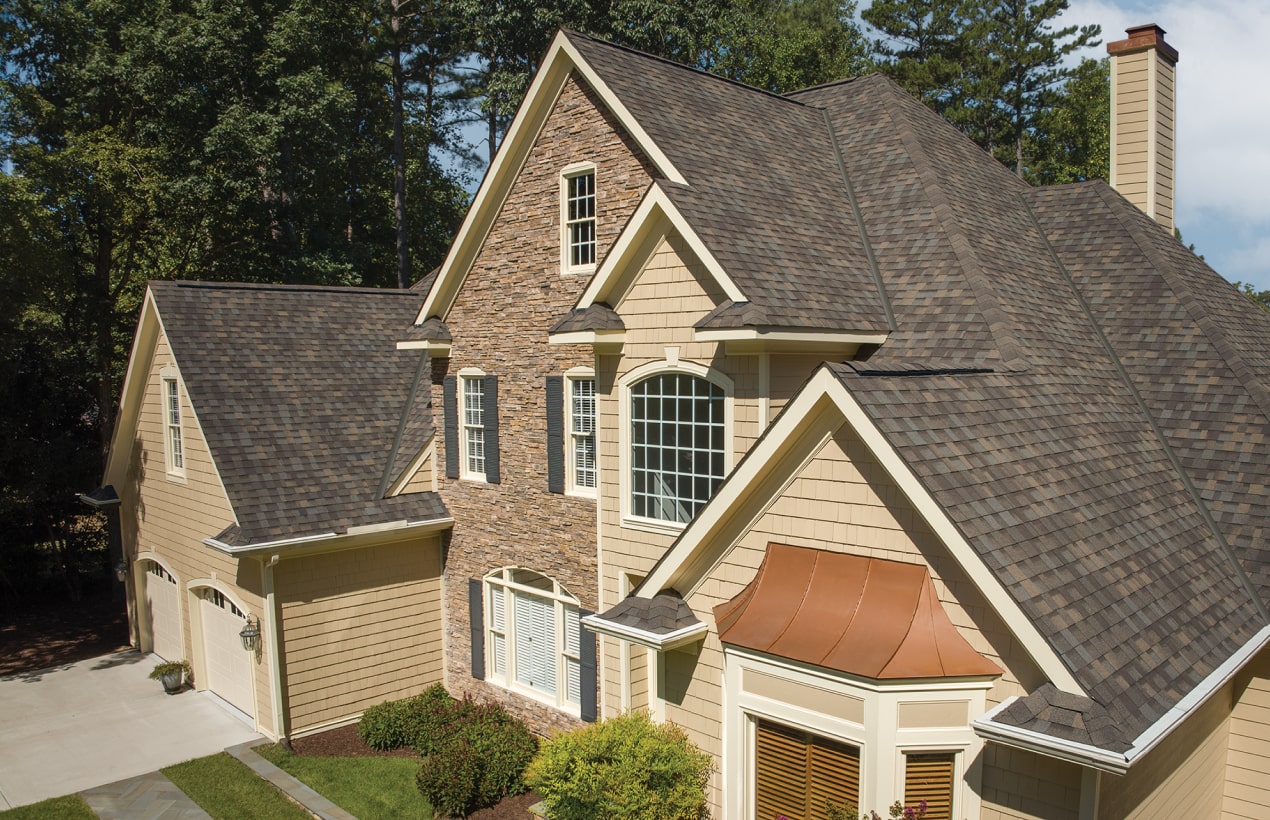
[755,720,860,820]
[904,752,955,820]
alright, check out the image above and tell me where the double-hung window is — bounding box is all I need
[569,377,596,492]
[160,366,185,478]
[629,373,725,523]
[485,568,582,711]
[462,376,486,478]
[562,165,596,273]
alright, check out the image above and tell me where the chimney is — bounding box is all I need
[1108,24,1178,230]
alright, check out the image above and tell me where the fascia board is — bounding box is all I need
[580,614,708,651]
[973,699,1129,774]
[694,329,890,345]
[203,515,454,558]
[640,366,1085,696]
[394,339,451,355]
[577,186,746,310]
[103,290,161,488]
[415,31,686,327]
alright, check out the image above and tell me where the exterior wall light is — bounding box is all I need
[239,616,261,651]
[114,561,128,582]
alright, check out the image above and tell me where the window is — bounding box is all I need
[630,373,725,523]
[569,376,596,492]
[755,719,860,820]
[562,166,596,272]
[904,752,955,820]
[160,368,185,477]
[484,568,582,711]
[462,375,485,478]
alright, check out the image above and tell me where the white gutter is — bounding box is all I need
[581,614,708,651]
[203,516,454,557]
[974,623,1270,774]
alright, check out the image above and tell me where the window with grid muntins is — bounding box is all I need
[571,378,597,490]
[566,172,596,268]
[463,377,485,476]
[485,568,582,710]
[630,374,725,523]
[164,378,183,470]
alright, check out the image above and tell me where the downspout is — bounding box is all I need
[262,554,287,743]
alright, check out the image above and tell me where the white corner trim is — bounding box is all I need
[576,185,745,309]
[581,613,708,651]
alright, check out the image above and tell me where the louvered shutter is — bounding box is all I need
[490,585,507,676]
[468,579,485,679]
[546,376,565,493]
[755,720,860,820]
[513,591,556,696]
[444,376,459,478]
[483,375,500,484]
[563,606,581,705]
[904,752,955,820]
[578,609,598,722]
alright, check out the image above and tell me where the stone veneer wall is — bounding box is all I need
[432,74,654,734]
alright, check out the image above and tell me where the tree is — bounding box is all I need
[862,0,975,114]
[713,0,872,93]
[1235,282,1270,313]
[1025,56,1107,185]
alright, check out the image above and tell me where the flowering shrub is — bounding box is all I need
[816,799,928,820]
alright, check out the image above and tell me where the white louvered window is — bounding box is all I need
[569,377,597,492]
[485,567,582,711]
[562,165,596,273]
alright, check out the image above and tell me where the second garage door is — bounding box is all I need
[198,588,255,717]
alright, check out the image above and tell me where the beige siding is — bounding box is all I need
[398,445,436,495]
[1099,683,1231,819]
[979,746,1082,820]
[277,536,444,733]
[1110,47,1175,228]
[120,328,273,732]
[1224,648,1270,818]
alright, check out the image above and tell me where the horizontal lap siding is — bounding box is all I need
[979,745,1082,820]
[1223,649,1270,818]
[278,537,443,733]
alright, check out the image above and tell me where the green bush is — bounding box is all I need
[358,683,454,751]
[525,712,711,820]
[414,699,538,817]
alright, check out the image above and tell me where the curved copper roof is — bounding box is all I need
[714,544,1001,679]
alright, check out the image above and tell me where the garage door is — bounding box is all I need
[144,560,182,662]
[198,588,255,717]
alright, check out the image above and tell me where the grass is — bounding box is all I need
[256,743,432,820]
[162,752,312,820]
[0,795,96,820]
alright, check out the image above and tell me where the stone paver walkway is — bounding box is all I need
[80,771,210,820]
[226,741,355,820]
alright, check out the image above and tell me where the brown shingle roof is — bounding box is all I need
[150,281,448,547]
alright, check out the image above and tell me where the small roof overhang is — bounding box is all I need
[583,590,708,651]
[396,316,452,355]
[78,486,121,509]
[714,543,1002,680]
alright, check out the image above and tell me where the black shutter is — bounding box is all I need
[443,376,458,479]
[469,578,485,680]
[546,376,565,493]
[580,610,598,722]
[483,375,500,484]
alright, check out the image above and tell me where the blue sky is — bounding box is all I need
[1061,0,1270,291]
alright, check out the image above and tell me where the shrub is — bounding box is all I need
[358,683,455,752]
[414,698,538,817]
[525,711,711,820]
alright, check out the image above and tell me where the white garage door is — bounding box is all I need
[144,561,182,662]
[198,589,255,717]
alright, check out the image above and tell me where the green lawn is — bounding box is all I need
[0,795,96,820]
[256,743,432,819]
[162,752,312,820]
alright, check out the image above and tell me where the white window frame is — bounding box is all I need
[159,364,186,479]
[458,368,486,482]
[484,567,582,715]
[560,162,597,275]
[618,359,733,535]
[566,367,597,497]
[722,648,988,820]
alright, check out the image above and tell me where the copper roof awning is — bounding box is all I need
[714,544,1001,680]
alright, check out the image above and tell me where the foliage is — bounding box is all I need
[162,752,312,820]
[0,795,97,820]
[256,743,432,819]
[819,799,928,820]
[1025,57,1108,184]
[148,659,193,683]
[412,695,538,817]
[525,711,711,820]
[1235,282,1270,313]
[358,682,456,752]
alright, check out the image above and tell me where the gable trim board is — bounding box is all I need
[385,435,438,497]
[637,365,1085,695]
[416,30,685,328]
[976,622,1270,775]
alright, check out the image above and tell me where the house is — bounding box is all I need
[92,281,451,740]
[94,22,1270,820]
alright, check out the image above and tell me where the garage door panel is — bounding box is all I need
[199,592,254,717]
[144,562,181,662]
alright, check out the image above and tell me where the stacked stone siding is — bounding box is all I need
[434,74,654,734]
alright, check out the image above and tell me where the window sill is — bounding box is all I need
[620,515,687,538]
[485,675,582,719]
[561,264,596,278]
[565,487,598,501]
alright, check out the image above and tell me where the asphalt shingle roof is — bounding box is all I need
[149,281,448,547]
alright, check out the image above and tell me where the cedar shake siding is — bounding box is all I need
[434,73,654,732]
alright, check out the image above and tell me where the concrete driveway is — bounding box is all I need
[0,649,262,809]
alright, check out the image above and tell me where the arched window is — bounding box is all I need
[629,373,726,523]
[484,568,582,711]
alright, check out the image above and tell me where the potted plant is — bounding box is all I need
[149,660,192,694]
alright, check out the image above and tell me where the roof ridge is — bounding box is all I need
[1021,189,1270,622]
[784,73,873,98]
[562,28,813,109]
[155,280,416,296]
[877,81,1029,370]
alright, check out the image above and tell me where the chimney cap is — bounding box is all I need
[1108,23,1179,64]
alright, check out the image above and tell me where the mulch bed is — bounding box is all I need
[288,722,542,819]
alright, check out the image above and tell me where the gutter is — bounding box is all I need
[974,623,1270,774]
[203,516,454,557]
